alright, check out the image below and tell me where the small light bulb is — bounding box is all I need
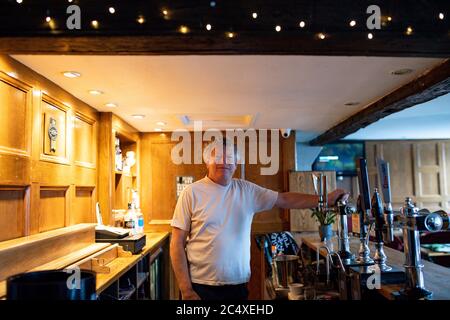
[105,103,117,108]
[349,20,356,27]
[387,16,392,22]
[16,0,23,4]
[162,9,168,16]
[368,33,373,40]
[206,24,212,31]
[46,16,51,23]
[299,21,306,28]
[227,32,235,38]
[318,33,326,40]
[154,128,162,132]
[156,121,167,126]
[137,16,145,24]
[252,12,258,19]
[275,25,281,32]
[91,20,99,28]
[406,26,413,35]
[109,7,115,14]
[180,25,189,34]
[439,13,444,20]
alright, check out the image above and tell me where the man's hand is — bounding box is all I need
[327,189,349,206]
[181,289,201,300]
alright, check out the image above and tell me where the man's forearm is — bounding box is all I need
[275,192,319,209]
[170,243,194,293]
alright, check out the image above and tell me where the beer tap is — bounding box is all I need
[371,188,392,271]
[377,159,395,243]
[395,198,450,299]
[336,198,356,265]
[355,158,374,265]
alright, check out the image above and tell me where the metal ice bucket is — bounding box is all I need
[273,255,299,288]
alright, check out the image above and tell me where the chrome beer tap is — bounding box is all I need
[395,198,450,299]
[355,158,374,265]
[371,188,392,271]
[336,198,356,265]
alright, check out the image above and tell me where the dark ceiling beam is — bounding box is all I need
[0,34,448,56]
[309,59,450,146]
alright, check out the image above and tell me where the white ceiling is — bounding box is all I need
[345,93,450,140]
[12,55,444,138]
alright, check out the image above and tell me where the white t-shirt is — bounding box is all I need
[171,176,278,285]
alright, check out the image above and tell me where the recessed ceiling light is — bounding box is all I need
[387,16,392,22]
[227,32,235,38]
[206,24,212,31]
[45,16,52,23]
[391,68,413,76]
[439,13,445,20]
[299,21,306,28]
[367,32,373,39]
[162,9,168,16]
[91,20,99,28]
[275,25,281,32]
[179,25,189,34]
[109,7,115,14]
[16,0,23,4]
[105,103,117,108]
[318,33,326,40]
[137,16,145,24]
[132,114,146,119]
[344,102,360,106]
[154,128,162,132]
[349,20,356,27]
[89,89,103,95]
[156,121,167,126]
[405,26,413,35]
[62,71,81,78]
[252,12,258,19]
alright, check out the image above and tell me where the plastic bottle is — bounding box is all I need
[135,208,144,234]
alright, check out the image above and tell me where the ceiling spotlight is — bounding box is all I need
[367,33,373,39]
[105,103,117,108]
[154,128,163,132]
[252,12,258,19]
[299,21,306,28]
[156,121,167,126]
[227,32,235,38]
[109,7,115,14]
[391,68,413,76]
[439,13,445,20]
[16,0,23,3]
[91,20,99,28]
[318,33,326,40]
[206,24,212,31]
[349,20,356,27]
[210,1,216,8]
[387,16,392,22]
[62,71,81,78]
[180,25,189,34]
[132,114,146,119]
[45,16,52,23]
[68,0,73,2]
[89,90,104,95]
[162,9,168,16]
[137,16,145,24]
[275,25,281,32]
[406,26,413,35]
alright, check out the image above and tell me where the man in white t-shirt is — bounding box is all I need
[170,141,348,300]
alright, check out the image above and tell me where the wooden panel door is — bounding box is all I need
[289,171,336,232]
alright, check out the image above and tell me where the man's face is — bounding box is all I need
[206,145,237,182]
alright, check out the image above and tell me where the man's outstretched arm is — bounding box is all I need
[275,189,348,209]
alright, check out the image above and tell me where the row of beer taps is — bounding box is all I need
[314,157,449,299]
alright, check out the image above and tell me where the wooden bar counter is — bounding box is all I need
[301,235,450,300]
[0,224,169,299]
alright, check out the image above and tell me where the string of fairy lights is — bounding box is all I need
[10,0,448,40]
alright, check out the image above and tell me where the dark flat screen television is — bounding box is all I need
[312,141,365,176]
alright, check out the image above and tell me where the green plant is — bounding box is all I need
[310,209,336,226]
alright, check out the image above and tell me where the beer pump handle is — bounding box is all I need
[356,158,372,223]
[371,189,385,243]
[377,159,395,243]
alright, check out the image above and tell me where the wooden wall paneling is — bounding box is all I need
[0,186,28,241]
[72,186,95,225]
[73,112,97,169]
[38,186,69,233]
[289,171,337,232]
